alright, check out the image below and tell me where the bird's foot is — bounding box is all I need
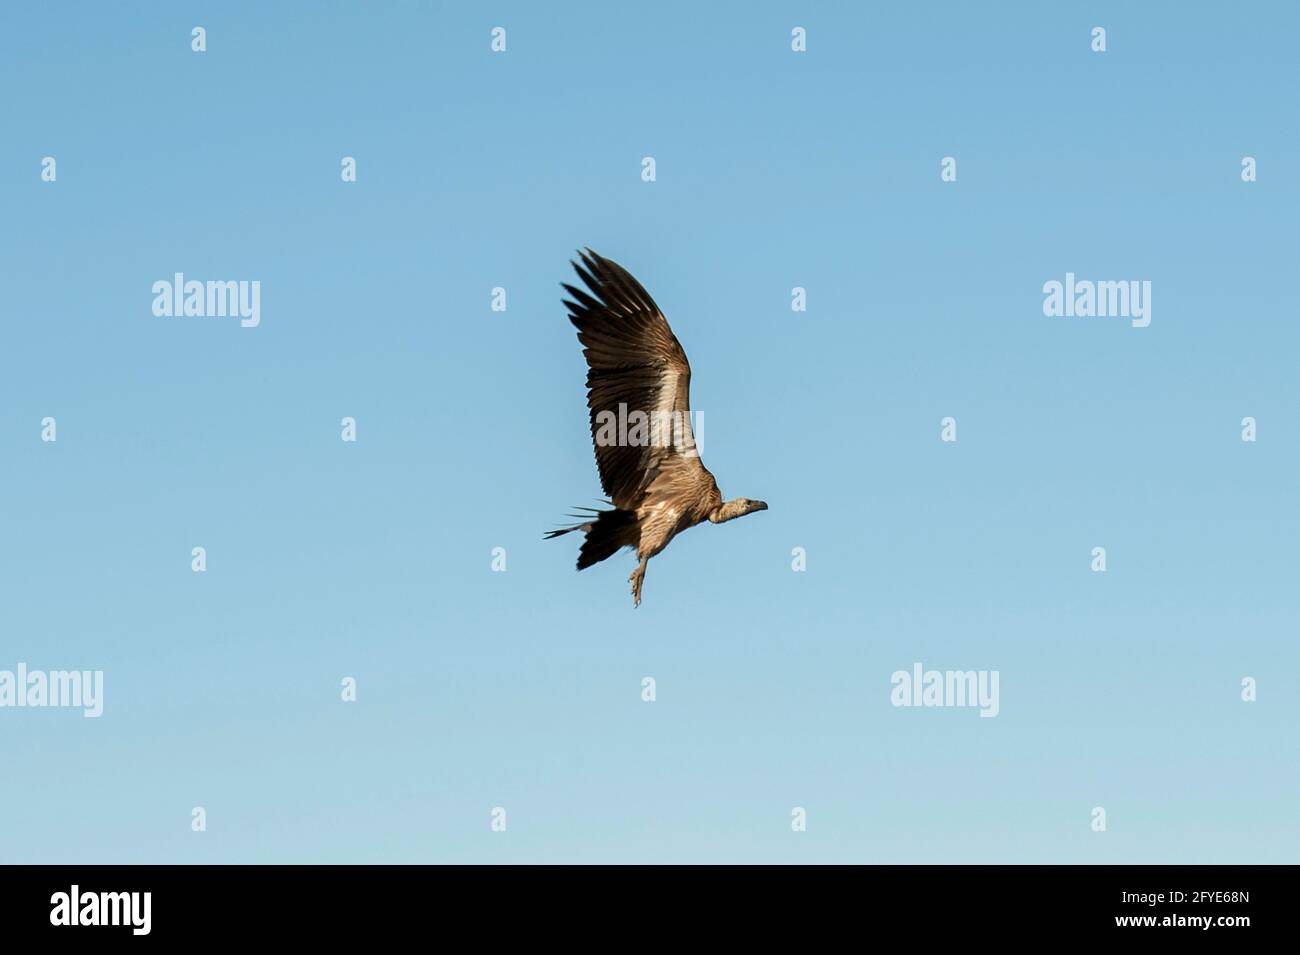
[629,568,645,608]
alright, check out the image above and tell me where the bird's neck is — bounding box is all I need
[710,500,748,524]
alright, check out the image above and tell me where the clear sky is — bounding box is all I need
[1,1,1296,863]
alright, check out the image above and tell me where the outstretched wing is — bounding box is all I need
[562,250,714,512]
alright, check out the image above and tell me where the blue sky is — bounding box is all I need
[1,1,1296,863]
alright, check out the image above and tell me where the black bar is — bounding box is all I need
[0,865,1275,941]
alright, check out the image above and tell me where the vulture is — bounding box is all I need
[547,250,767,607]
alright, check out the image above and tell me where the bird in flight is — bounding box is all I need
[546,250,767,607]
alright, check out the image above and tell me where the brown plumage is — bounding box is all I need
[546,250,767,606]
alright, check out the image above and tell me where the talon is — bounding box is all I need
[629,565,646,607]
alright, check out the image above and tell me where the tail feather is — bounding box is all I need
[543,524,589,540]
[545,507,638,570]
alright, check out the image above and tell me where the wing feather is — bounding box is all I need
[564,250,715,512]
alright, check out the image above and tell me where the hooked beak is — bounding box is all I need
[752,501,769,512]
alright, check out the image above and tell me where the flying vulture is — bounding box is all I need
[547,250,767,607]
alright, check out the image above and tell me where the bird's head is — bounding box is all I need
[710,497,769,524]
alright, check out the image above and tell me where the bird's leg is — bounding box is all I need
[629,557,648,608]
